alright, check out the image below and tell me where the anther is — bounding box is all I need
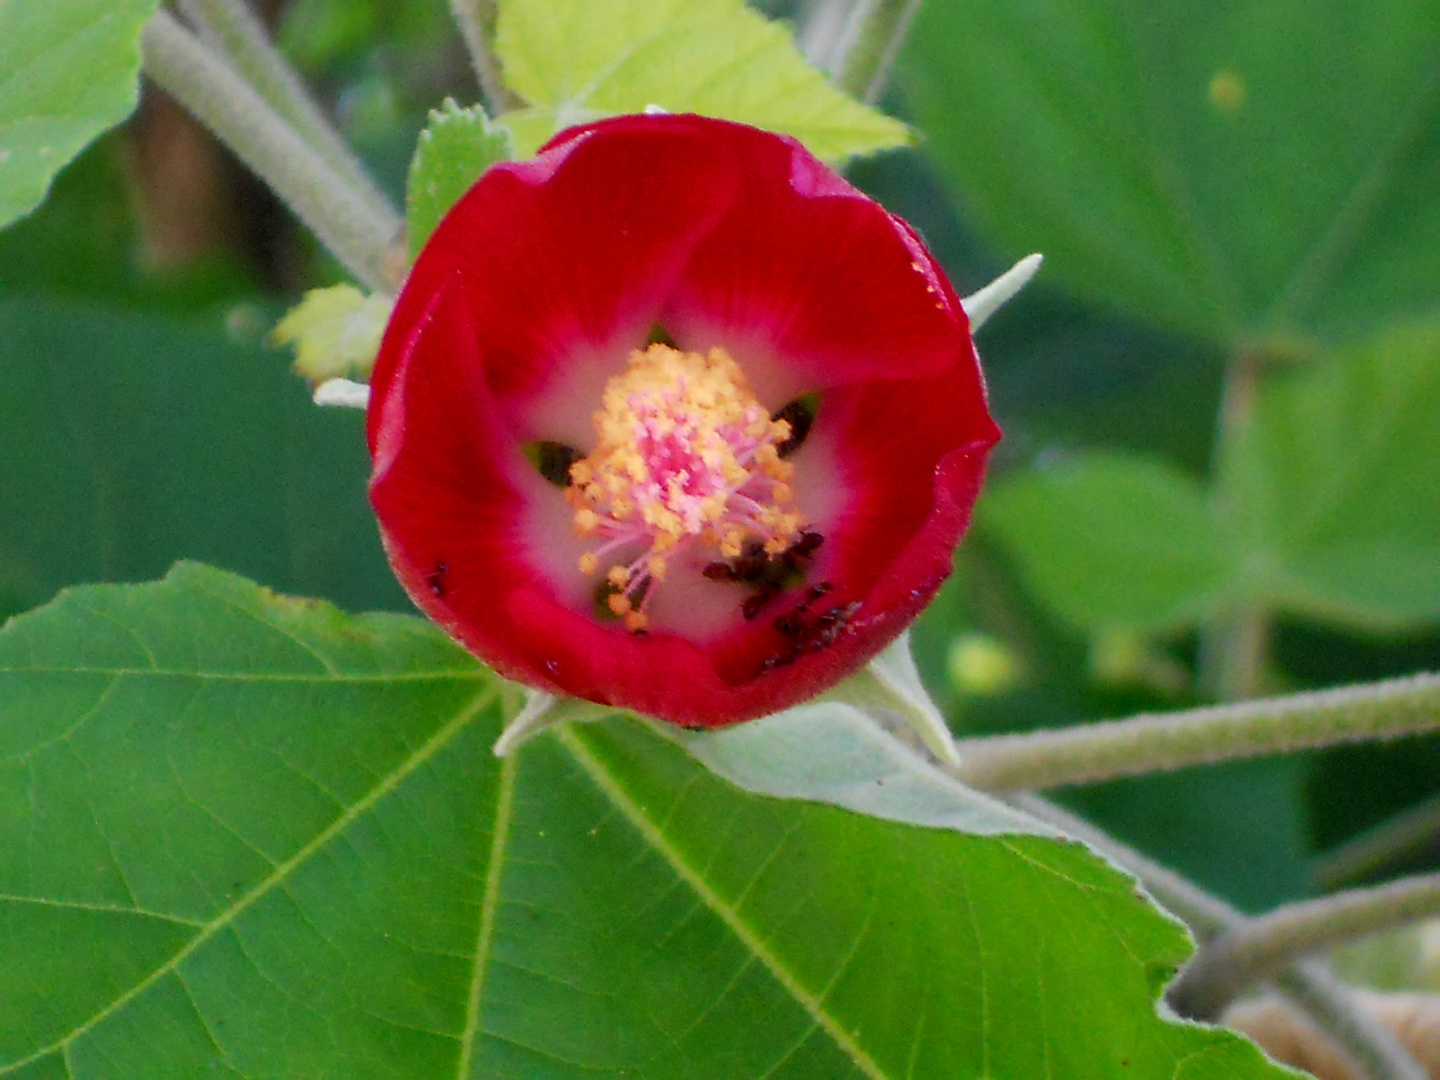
[772,394,819,459]
[524,441,584,486]
[565,343,810,632]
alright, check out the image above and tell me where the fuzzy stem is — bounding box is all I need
[174,0,396,224]
[141,11,401,292]
[834,0,923,104]
[797,0,856,75]
[448,0,519,112]
[1010,794,1428,1080]
[1268,965,1430,1080]
[800,0,922,103]
[951,672,1440,791]
[1170,874,1440,1021]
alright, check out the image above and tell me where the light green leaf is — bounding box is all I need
[902,0,1440,345]
[670,699,1054,836]
[405,99,514,258]
[0,0,161,229]
[270,283,393,383]
[982,452,1238,631]
[495,0,910,160]
[1229,318,1440,628]
[0,564,1298,1078]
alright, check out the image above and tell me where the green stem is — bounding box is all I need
[174,0,396,225]
[141,11,401,292]
[1202,346,1269,701]
[838,0,923,103]
[1170,874,1440,1022]
[800,0,922,103]
[1207,603,1270,703]
[1314,794,1440,890]
[447,0,519,113]
[952,672,1440,791]
[1011,795,1428,1080]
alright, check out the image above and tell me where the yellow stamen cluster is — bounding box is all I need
[567,343,806,631]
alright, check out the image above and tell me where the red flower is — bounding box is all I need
[367,114,998,728]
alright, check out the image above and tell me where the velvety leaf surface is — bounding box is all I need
[1227,318,1440,628]
[979,452,1238,631]
[0,0,160,228]
[494,0,910,160]
[406,101,514,258]
[672,700,1059,837]
[901,0,1440,344]
[0,565,1299,1079]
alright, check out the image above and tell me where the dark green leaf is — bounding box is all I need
[902,0,1440,344]
[0,564,1297,1078]
[0,296,404,618]
[981,452,1237,631]
[1065,757,1313,912]
[1229,318,1440,628]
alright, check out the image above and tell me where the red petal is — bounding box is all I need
[661,125,968,405]
[373,116,742,451]
[370,113,1001,728]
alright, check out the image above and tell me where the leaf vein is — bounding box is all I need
[557,727,890,1080]
[0,683,498,1076]
[457,752,517,1079]
[0,892,205,926]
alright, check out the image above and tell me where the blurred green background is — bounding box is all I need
[0,0,1436,914]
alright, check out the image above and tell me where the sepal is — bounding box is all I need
[818,630,960,765]
[493,688,613,757]
[962,253,1043,332]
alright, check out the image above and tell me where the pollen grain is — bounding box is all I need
[567,343,806,630]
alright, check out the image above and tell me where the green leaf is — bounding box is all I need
[494,0,910,161]
[405,99,514,258]
[270,284,393,383]
[0,0,161,229]
[901,0,1440,345]
[0,564,1298,1078]
[1229,318,1440,628]
[981,452,1237,631]
[0,295,405,620]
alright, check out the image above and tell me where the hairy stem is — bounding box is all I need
[174,0,396,224]
[1170,874,1440,1021]
[838,0,924,103]
[799,0,921,103]
[1267,964,1431,1080]
[448,0,519,112]
[1010,794,1428,1080]
[141,11,402,292]
[952,672,1440,791]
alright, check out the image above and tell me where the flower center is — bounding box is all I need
[567,343,808,632]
